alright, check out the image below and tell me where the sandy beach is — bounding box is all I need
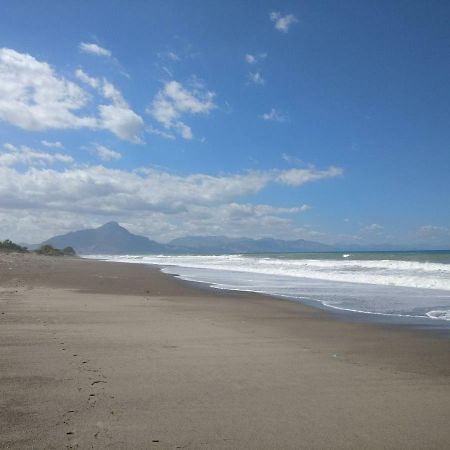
[1,253,450,449]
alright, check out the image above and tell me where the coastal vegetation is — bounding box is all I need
[35,245,77,256]
[0,239,28,253]
[0,239,76,256]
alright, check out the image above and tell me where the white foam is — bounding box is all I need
[84,254,450,321]
[426,310,450,320]
[86,254,450,292]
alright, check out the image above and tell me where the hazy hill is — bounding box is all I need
[42,221,168,255]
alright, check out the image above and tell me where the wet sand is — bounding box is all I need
[1,253,450,449]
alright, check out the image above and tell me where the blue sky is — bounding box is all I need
[0,0,449,247]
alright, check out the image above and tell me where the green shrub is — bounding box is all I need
[34,245,77,257]
[0,239,28,253]
[62,246,76,256]
[35,245,64,256]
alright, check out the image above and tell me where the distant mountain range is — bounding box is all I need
[42,221,336,255]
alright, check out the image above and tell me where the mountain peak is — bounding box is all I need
[42,221,166,254]
[99,221,123,230]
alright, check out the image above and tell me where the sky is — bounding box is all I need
[0,0,449,247]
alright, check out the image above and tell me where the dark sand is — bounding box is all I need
[1,253,450,449]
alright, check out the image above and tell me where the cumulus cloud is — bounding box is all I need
[75,68,100,88]
[270,12,298,33]
[248,71,265,85]
[79,42,112,58]
[0,143,73,167]
[41,140,64,148]
[75,69,145,143]
[148,80,216,139]
[0,49,143,143]
[261,108,287,122]
[98,104,144,143]
[0,48,96,131]
[94,144,122,161]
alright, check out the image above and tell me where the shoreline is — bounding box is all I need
[105,259,450,335]
[86,253,450,331]
[1,253,450,449]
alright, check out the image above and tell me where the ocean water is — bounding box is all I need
[85,251,450,323]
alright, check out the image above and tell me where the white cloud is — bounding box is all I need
[94,144,122,161]
[362,223,385,233]
[0,205,316,245]
[174,121,193,140]
[0,48,97,131]
[0,163,341,215]
[75,68,100,88]
[146,125,175,140]
[225,203,310,216]
[270,12,298,33]
[245,54,257,64]
[41,140,64,148]
[281,153,303,165]
[148,80,216,139]
[261,108,287,122]
[75,68,145,143]
[79,42,111,58]
[98,104,144,143]
[167,51,180,61]
[0,49,143,143]
[248,72,265,85]
[245,53,266,64]
[276,166,343,186]
[0,143,73,167]
[160,203,312,242]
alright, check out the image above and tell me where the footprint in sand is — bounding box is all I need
[88,394,97,406]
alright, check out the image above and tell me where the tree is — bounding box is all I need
[0,239,28,253]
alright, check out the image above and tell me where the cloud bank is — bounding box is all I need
[0,158,342,242]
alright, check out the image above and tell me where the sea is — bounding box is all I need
[85,251,450,326]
